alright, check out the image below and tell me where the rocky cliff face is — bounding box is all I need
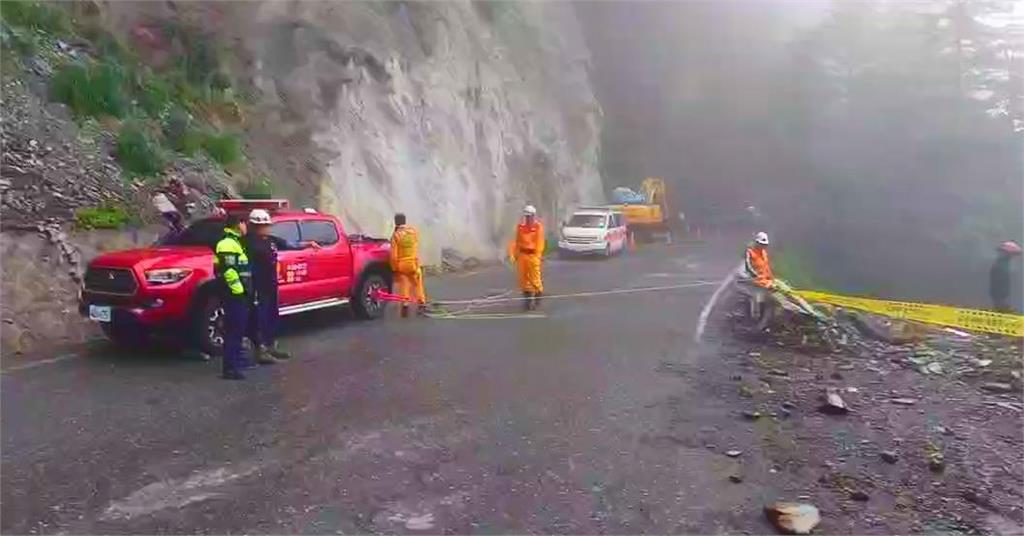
[105,0,604,262]
[1,0,604,356]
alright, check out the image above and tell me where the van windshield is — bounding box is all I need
[567,214,607,228]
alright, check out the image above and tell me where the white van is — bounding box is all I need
[557,208,628,257]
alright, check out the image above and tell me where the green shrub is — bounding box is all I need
[162,107,202,155]
[74,204,131,230]
[116,122,165,177]
[135,71,173,117]
[240,176,274,199]
[210,71,232,92]
[201,131,241,166]
[180,30,219,88]
[0,23,38,56]
[50,61,129,118]
[0,0,70,35]
[77,23,131,65]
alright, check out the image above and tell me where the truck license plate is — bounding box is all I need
[89,305,112,323]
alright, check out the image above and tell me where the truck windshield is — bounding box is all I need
[160,219,224,248]
[567,214,607,228]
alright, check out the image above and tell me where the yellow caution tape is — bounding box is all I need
[795,290,1024,337]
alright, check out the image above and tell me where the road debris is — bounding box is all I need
[764,502,820,535]
[404,513,435,531]
[991,401,1023,412]
[880,450,899,464]
[726,449,743,458]
[729,474,743,483]
[711,280,1022,536]
[980,382,1014,394]
[891,398,918,406]
[819,388,848,415]
[943,328,972,338]
[849,490,870,502]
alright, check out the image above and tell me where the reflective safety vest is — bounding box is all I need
[743,244,774,288]
[390,224,420,273]
[509,219,545,258]
[214,228,251,296]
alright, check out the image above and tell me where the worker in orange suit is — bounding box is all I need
[740,231,776,327]
[390,213,427,318]
[508,205,545,311]
[743,231,774,289]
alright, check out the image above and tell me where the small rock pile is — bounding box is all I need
[1,77,129,229]
[743,302,1022,389]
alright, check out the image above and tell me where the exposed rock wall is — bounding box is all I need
[1,1,604,355]
[104,0,605,263]
[1,227,161,356]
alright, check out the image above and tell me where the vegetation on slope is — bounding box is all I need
[1,0,248,181]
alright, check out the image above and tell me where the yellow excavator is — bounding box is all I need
[606,177,673,243]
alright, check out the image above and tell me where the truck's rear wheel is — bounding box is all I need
[353,272,388,320]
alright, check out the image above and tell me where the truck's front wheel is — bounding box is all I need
[192,293,225,355]
[353,272,388,320]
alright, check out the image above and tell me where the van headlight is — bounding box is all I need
[145,268,192,285]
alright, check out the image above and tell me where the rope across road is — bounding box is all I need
[429,281,719,306]
[421,281,720,319]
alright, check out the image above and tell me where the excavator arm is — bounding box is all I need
[641,177,667,208]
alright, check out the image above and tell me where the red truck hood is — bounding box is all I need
[89,246,212,271]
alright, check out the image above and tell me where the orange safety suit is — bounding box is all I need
[744,244,774,289]
[508,219,545,294]
[390,224,426,307]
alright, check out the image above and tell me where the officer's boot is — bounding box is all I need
[400,305,410,318]
[533,291,543,310]
[254,344,277,365]
[523,292,533,311]
[416,303,428,317]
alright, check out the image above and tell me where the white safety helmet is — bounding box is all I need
[754,231,770,245]
[522,205,537,216]
[249,208,272,225]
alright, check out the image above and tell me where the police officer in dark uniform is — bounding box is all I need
[214,214,251,380]
[244,209,298,363]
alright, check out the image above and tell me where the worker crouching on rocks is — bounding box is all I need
[508,205,545,311]
[739,231,776,326]
[390,213,427,317]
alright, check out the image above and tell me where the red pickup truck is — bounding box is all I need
[78,200,392,353]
